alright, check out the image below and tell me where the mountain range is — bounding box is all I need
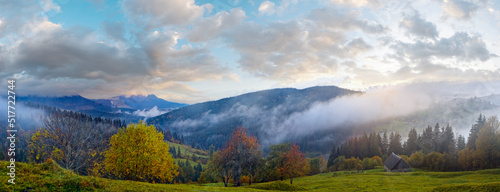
[147,86,359,153]
[12,86,500,155]
[17,94,187,120]
[94,94,187,110]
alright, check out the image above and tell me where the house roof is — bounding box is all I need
[384,152,403,170]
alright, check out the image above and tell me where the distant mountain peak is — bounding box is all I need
[98,94,187,110]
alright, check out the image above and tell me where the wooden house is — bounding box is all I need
[384,153,411,172]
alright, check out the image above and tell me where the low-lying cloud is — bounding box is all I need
[133,106,170,118]
[168,81,500,147]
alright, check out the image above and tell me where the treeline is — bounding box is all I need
[200,127,327,186]
[0,106,125,165]
[27,112,124,175]
[328,114,500,172]
[174,159,204,183]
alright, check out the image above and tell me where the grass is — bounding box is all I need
[1,160,499,191]
[166,141,209,169]
[166,141,209,160]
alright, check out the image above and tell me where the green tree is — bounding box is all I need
[382,131,388,155]
[388,132,403,155]
[361,157,378,170]
[104,121,178,183]
[423,152,445,171]
[467,114,486,150]
[309,157,327,175]
[408,151,424,168]
[327,146,339,168]
[266,143,292,181]
[405,128,419,155]
[432,123,441,152]
[209,144,215,158]
[202,150,231,186]
[368,133,382,158]
[475,116,499,169]
[457,135,466,151]
[421,125,433,154]
[441,124,455,154]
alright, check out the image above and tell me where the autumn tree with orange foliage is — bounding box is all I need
[224,127,261,186]
[104,121,178,183]
[278,144,308,184]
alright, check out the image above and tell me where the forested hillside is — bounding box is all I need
[147,86,359,152]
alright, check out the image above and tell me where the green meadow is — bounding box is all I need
[1,161,499,192]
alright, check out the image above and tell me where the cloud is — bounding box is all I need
[186,8,246,43]
[399,12,439,39]
[0,2,230,101]
[0,0,59,38]
[166,81,500,147]
[342,38,373,57]
[307,7,387,34]
[223,12,379,82]
[225,20,343,81]
[102,21,126,42]
[330,0,383,9]
[13,26,147,81]
[140,30,230,82]
[122,0,210,28]
[391,32,490,62]
[275,0,298,15]
[133,106,170,118]
[443,0,479,20]
[0,97,46,130]
[258,1,276,15]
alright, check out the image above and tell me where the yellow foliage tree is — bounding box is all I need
[104,121,178,183]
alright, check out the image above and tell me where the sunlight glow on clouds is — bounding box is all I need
[0,0,499,103]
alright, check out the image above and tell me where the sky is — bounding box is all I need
[1,0,500,104]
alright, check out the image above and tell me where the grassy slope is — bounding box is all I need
[166,141,209,160]
[166,141,209,169]
[1,160,499,192]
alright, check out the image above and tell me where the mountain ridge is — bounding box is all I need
[147,85,360,152]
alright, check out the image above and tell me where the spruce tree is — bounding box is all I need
[467,114,486,150]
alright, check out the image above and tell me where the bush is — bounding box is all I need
[241,175,250,184]
[361,158,378,170]
[408,151,424,168]
[423,152,445,171]
[371,156,383,166]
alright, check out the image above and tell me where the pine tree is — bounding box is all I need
[368,132,381,157]
[178,147,182,158]
[467,114,486,150]
[388,132,403,155]
[441,124,455,154]
[209,144,215,158]
[457,135,466,151]
[432,123,441,152]
[327,146,339,168]
[406,128,419,155]
[422,125,433,153]
[382,131,388,155]
[170,147,177,158]
[360,133,369,158]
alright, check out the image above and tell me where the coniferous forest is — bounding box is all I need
[327,114,500,172]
